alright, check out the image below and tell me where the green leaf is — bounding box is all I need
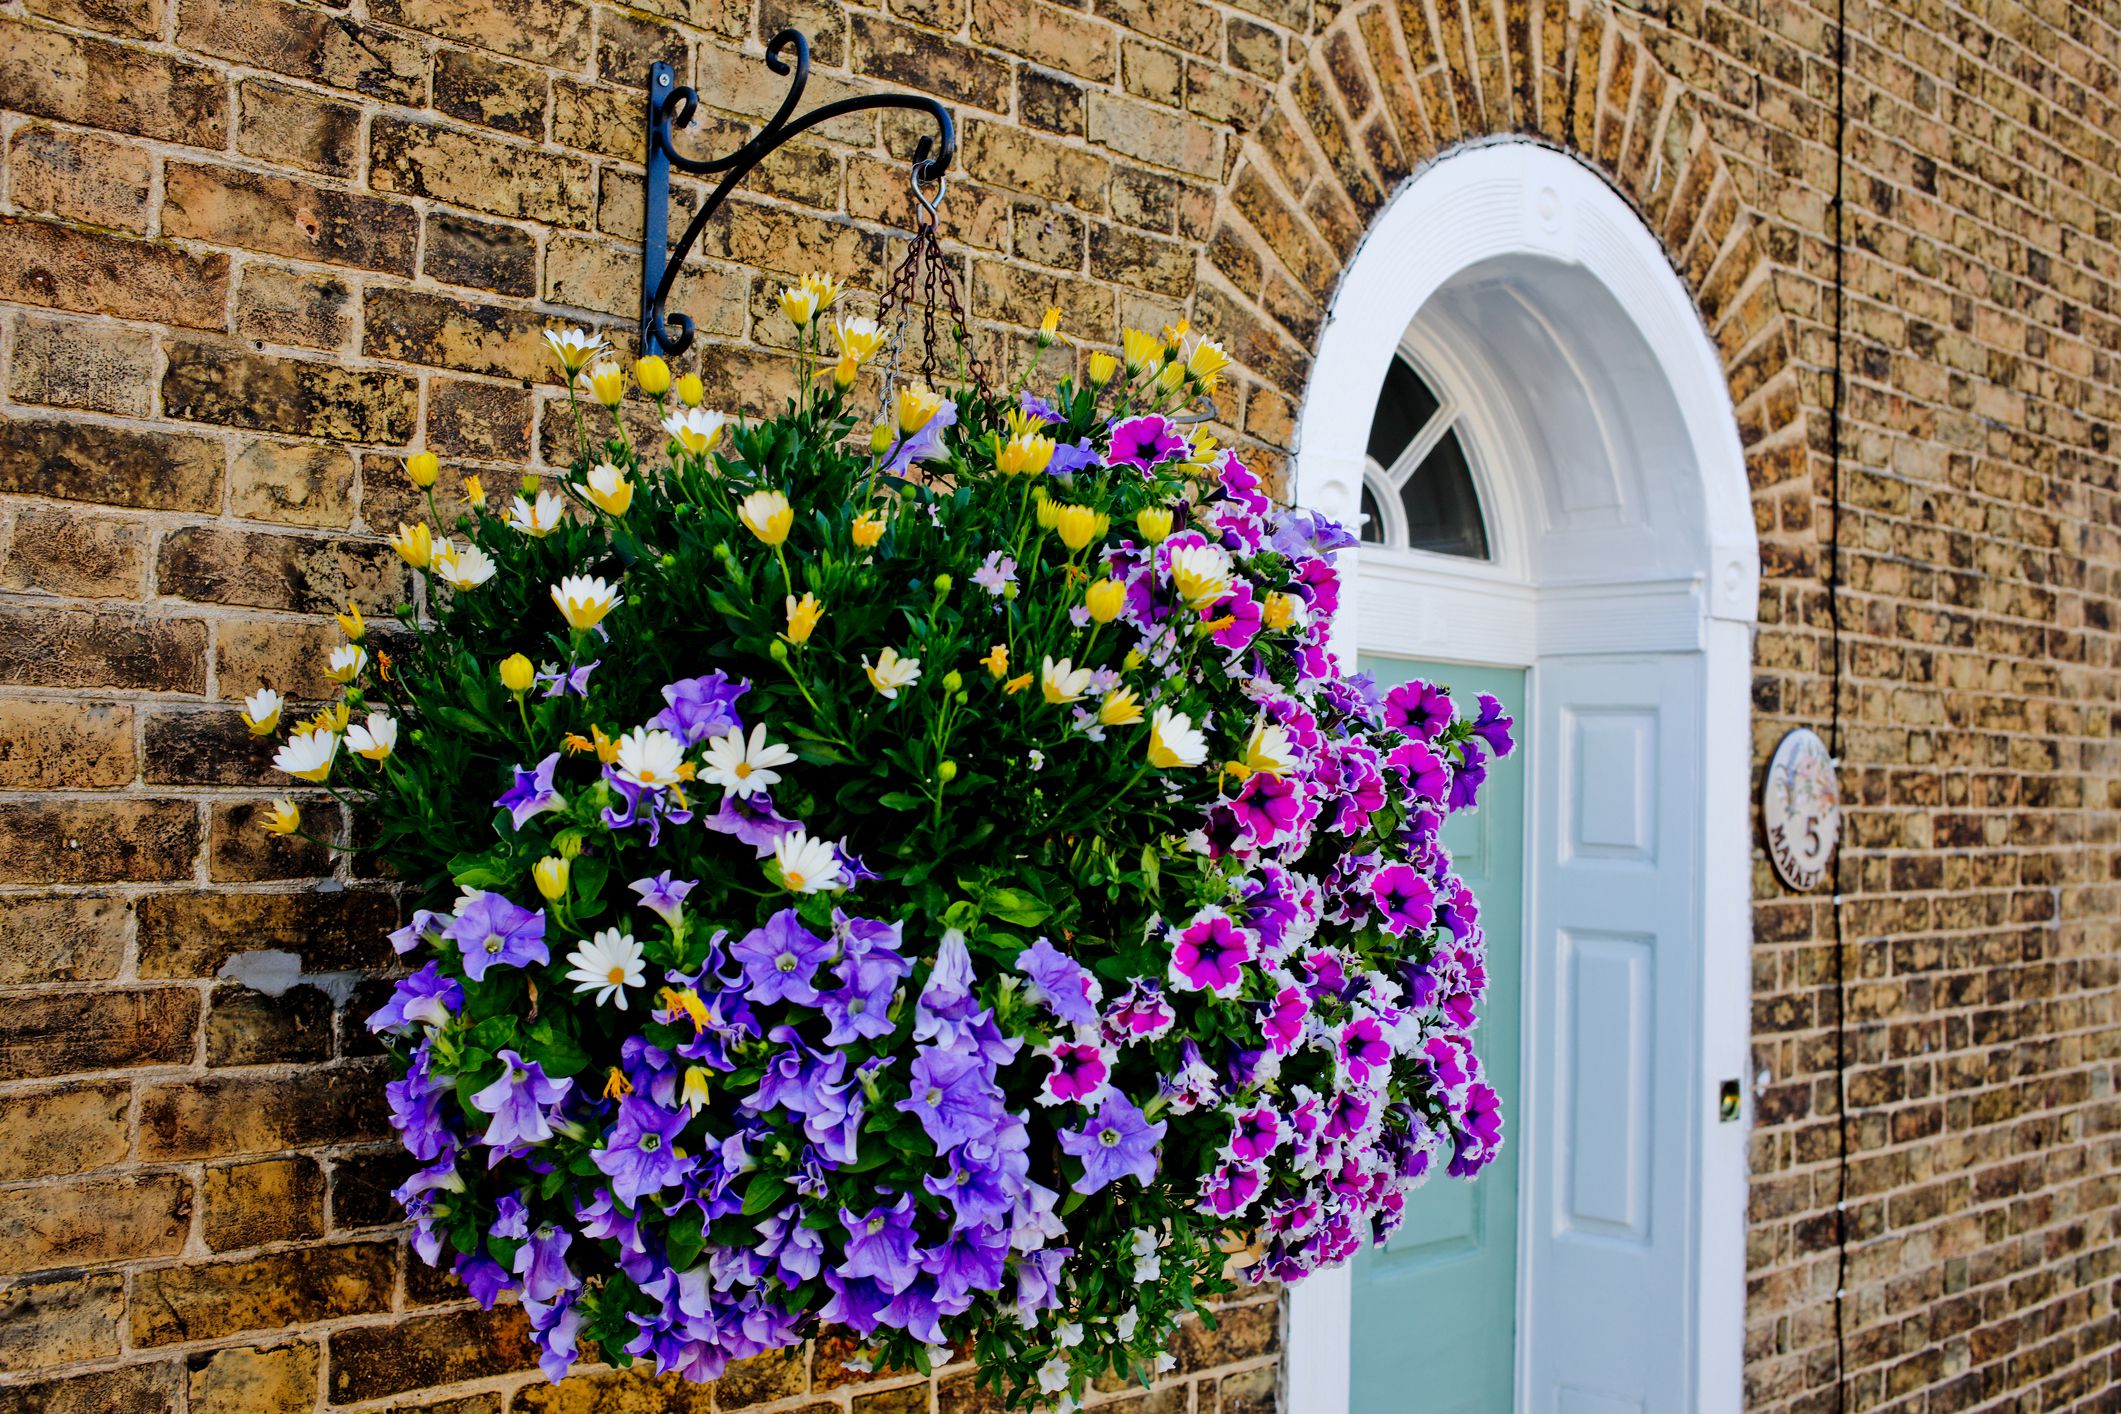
[522,1018,590,1078]
[664,1213,706,1270]
[740,1174,790,1217]
[877,791,927,811]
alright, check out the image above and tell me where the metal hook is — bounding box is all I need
[910,163,946,225]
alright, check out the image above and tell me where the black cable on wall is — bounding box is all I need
[1825,0,1853,1405]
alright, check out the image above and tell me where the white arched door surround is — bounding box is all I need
[1284,142,1757,1412]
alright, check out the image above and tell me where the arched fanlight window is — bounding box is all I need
[1359,353,1491,560]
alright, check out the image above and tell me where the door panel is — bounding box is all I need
[1350,657,1526,1414]
[1524,656,1701,1412]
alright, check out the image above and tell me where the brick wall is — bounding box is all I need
[0,0,2114,1408]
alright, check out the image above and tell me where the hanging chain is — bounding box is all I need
[872,169,992,404]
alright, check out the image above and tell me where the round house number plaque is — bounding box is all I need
[1763,727,1841,892]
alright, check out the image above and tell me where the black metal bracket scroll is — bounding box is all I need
[639,31,956,361]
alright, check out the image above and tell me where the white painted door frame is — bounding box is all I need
[1283,142,1756,1414]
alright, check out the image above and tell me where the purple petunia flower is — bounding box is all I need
[515,1223,578,1303]
[1448,739,1489,813]
[593,1094,696,1207]
[703,790,803,858]
[898,1044,1006,1151]
[470,1049,571,1151]
[1019,390,1062,424]
[495,752,563,830]
[839,1193,923,1293]
[524,1291,583,1382]
[388,908,448,956]
[651,671,750,746]
[881,399,958,476]
[1046,439,1100,477]
[456,1252,514,1307]
[600,763,692,846]
[386,1043,457,1162]
[1473,693,1516,758]
[756,1205,826,1284]
[448,893,549,982]
[1103,413,1188,473]
[630,871,697,928]
[1014,937,1102,1027]
[367,961,463,1033]
[1059,1091,1166,1193]
[731,910,834,1006]
[536,658,598,698]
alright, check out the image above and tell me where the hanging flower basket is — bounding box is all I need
[260,276,1512,1408]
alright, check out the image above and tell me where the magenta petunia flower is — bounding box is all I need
[1227,1104,1283,1162]
[1369,862,1439,936]
[1385,738,1452,805]
[1198,1161,1264,1219]
[1167,908,1256,996]
[1230,770,1303,846]
[1037,1040,1111,1107]
[1383,678,1454,739]
[1337,1015,1393,1087]
[1102,414,1188,473]
[1260,983,1310,1055]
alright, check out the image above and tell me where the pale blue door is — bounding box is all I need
[1350,657,1526,1414]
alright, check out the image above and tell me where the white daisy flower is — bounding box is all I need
[432,541,496,590]
[862,645,921,698]
[613,727,686,789]
[543,325,606,372]
[240,687,283,736]
[1243,717,1298,775]
[662,407,730,456]
[773,829,845,894]
[1147,705,1208,769]
[699,723,797,798]
[564,928,646,1009]
[323,644,366,684]
[1040,655,1093,704]
[507,488,568,537]
[551,574,620,630]
[344,711,398,761]
[272,727,338,782]
[1166,541,1234,609]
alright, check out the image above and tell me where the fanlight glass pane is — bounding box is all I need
[1360,480,1386,545]
[1365,356,1442,467]
[1401,427,1489,559]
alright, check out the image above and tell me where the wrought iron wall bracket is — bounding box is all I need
[639,30,956,361]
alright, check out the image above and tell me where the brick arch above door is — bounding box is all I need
[1180,0,1809,532]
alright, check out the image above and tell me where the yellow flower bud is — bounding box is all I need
[262,798,302,836]
[1050,503,1109,552]
[1122,328,1164,374]
[586,462,634,516]
[819,355,860,390]
[1156,359,1188,393]
[1136,506,1175,543]
[871,423,899,455]
[533,855,570,902]
[938,759,959,783]
[980,644,1009,679]
[404,452,440,488]
[1038,306,1061,343]
[676,373,704,407]
[390,522,434,569]
[499,653,536,693]
[1262,591,1302,631]
[634,354,672,396]
[1087,350,1118,387]
[1085,578,1127,623]
[783,591,824,645]
[1099,686,1145,727]
[777,284,820,328]
[584,360,626,408]
[996,433,1056,477]
[463,474,486,507]
[894,385,945,436]
[335,601,366,642]
[800,271,845,314]
[1185,337,1232,381]
[851,511,888,549]
[739,489,794,547]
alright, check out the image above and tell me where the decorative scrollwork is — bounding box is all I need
[639,31,957,361]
